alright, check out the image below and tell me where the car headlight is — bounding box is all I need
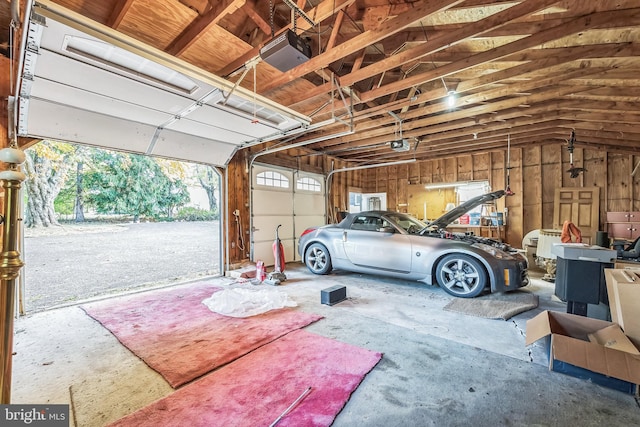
[472,243,514,260]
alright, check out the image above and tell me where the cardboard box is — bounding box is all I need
[604,269,640,348]
[588,324,640,355]
[526,310,640,394]
[614,260,640,270]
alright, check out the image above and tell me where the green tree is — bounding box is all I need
[54,145,92,222]
[195,164,219,212]
[84,151,189,221]
[24,140,75,227]
[73,145,90,222]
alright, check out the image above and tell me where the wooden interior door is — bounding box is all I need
[553,188,600,244]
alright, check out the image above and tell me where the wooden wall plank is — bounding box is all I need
[457,155,473,181]
[522,146,542,234]
[472,153,490,180]
[421,161,433,183]
[582,149,607,225]
[633,155,640,211]
[225,142,639,263]
[607,154,631,212]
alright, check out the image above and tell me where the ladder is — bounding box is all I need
[480,201,497,226]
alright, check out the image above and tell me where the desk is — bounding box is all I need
[445,225,506,241]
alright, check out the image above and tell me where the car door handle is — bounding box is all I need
[343,231,347,242]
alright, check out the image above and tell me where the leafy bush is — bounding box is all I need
[54,188,75,216]
[175,207,219,221]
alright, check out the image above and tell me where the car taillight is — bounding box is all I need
[300,227,317,237]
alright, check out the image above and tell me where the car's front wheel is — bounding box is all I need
[305,243,332,275]
[435,254,487,298]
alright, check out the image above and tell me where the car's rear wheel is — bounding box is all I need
[305,243,332,275]
[435,254,487,298]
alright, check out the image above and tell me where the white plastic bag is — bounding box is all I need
[202,287,297,317]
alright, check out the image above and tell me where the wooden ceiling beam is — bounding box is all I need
[311,64,606,141]
[258,0,466,92]
[281,0,561,106]
[455,43,633,93]
[310,84,592,150]
[167,0,246,56]
[573,142,640,156]
[558,100,640,114]
[375,17,577,52]
[569,129,640,144]
[333,113,572,155]
[361,8,640,103]
[218,0,357,77]
[557,120,640,136]
[289,43,640,115]
[401,66,609,122]
[348,131,565,162]
[326,10,345,51]
[107,0,135,29]
[243,0,272,36]
[558,111,640,125]
[313,105,566,153]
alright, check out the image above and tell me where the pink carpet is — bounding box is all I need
[108,329,382,427]
[81,282,323,388]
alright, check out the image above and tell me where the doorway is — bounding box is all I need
[20,141,222,313]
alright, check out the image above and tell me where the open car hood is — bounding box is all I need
[428,189,506,229]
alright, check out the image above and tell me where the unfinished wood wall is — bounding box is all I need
[225,143,640,264]
[358,144,640,249]
[225,146,359,264]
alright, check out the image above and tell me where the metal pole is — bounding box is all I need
[0,176,25,403]
[0,147,27,404]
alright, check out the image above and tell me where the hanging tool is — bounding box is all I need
[233,209,245,252]
[264,224,287,285]
[567,130,587,178]
[505,134,515,196]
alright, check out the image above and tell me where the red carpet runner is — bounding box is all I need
[82,282,323,387]
[108,329,382,427]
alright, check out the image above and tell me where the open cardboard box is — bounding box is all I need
[526,311,640,394]
[604,269,640,349]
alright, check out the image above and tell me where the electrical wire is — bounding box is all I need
[234,210,245,251]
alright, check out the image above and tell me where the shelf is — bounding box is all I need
[446,225,506,240]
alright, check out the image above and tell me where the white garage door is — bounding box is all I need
[252,164,326,266]
[18,3,310,167]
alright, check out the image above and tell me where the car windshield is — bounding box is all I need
[385,213,427,234]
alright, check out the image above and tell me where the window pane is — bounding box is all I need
[256,171,289,188]
[296,177,321,192]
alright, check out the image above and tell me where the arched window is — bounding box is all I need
[256,170,289,188]
[296,176,321,192]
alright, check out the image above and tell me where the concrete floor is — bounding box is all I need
[11,264,640,426]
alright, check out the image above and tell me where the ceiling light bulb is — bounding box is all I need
[447,90,456,108]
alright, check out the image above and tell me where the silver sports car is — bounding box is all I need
[298,190,529,298]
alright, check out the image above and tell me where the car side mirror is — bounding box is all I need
[378,226,395,233]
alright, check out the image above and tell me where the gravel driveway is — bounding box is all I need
[22,221,220,312]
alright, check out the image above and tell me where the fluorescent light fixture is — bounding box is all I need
[63,36,199,94]
[425,182,460,190]
[425,180,489,191]
[446,90,456,108]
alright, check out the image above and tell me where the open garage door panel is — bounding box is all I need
[16,1,310,166]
